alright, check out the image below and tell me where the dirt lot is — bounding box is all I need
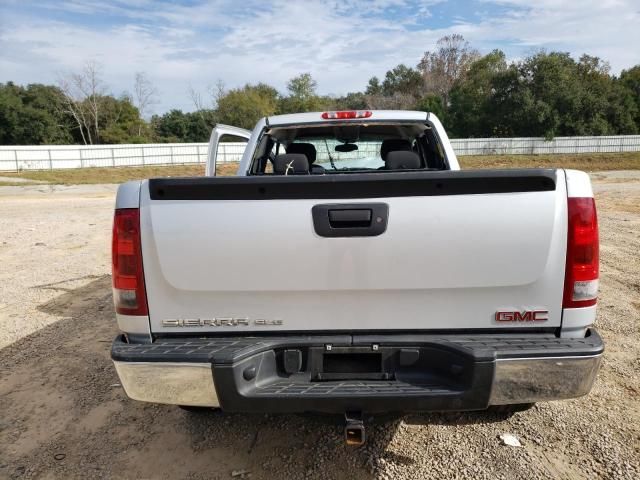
[0,172,639,479]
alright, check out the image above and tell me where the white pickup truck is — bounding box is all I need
[111,110,602,444]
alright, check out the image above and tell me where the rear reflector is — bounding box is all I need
[563,197,599,308]
[112,208,148,316]
[321,110,372,120]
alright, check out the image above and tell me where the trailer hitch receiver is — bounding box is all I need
[344,411,365,446]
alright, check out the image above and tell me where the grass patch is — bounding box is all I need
[0,182,28,187]
[458,152,640,171]
[1,152,639,186]
[0,163,236,185]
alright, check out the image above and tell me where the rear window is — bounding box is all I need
[296,138,387,170]
[249,122,448,175]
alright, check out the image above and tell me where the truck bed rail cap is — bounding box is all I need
[147,169,557,201]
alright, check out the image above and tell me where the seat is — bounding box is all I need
[385,150,421,170]
[272,154,310,175]
[380,139,413,161]
[287,143,325,174]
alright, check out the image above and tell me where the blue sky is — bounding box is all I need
[1,0,639,115]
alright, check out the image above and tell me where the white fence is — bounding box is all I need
[0,143,245,171]
[1,135,639,171]
[449,135,640,156]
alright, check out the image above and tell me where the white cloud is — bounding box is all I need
[472,0,640,70]
[0,0,639,114]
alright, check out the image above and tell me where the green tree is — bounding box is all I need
[365,77,382,95]
[448,50,508,137]
[332,92,369,110]
[416,93,447,122]
[506,52,636,138]
[216,83,278,129]
[619,65,640,129]
[152,109,217,143]
[449,51,637,138]
[151,110,188,142]
[576,55,636,135]
[362,65,423,110]
[183,110,217,142]
[98,96,146,143]
[287,73,317,100]
[0,82,75,144]
[491,52,587,138]
[279,74,329,113]
[381,64,423,97]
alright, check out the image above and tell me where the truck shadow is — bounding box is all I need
[1,275,521,480]
[34,273,111,317]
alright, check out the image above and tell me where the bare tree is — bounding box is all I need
[57,61,106,144]
[75,62,104,142]
[187,84,205,111]
[210,79,225,109]
[58,77,91,145]
[133,72,158,135]
[418,34,480,107]
[189,80,226,112]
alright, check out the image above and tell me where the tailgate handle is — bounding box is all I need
[312,203,389,238]
[328,209,372,228]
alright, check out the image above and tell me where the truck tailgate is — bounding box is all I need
[140,170,567,333]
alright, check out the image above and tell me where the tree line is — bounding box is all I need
[1,35,639,145]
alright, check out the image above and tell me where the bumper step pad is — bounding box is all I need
[255,380,452,396]
[112,331,603,364]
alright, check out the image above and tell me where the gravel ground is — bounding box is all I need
[0,172,638,479]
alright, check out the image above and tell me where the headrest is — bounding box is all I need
[287,143,317,163]
[385,150,421,170]
[273,154,309,175]
[380,139,412,160]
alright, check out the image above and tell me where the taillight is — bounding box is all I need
[321,110,372,119]
[112,208,148,315]
[563,197,599,308]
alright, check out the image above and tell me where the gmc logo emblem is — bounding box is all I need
[495,310,549,322]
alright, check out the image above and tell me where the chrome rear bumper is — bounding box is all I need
[112,331,603,410]
[113,354,601,408]
[490,355,601,405]
[113,361,220,407]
